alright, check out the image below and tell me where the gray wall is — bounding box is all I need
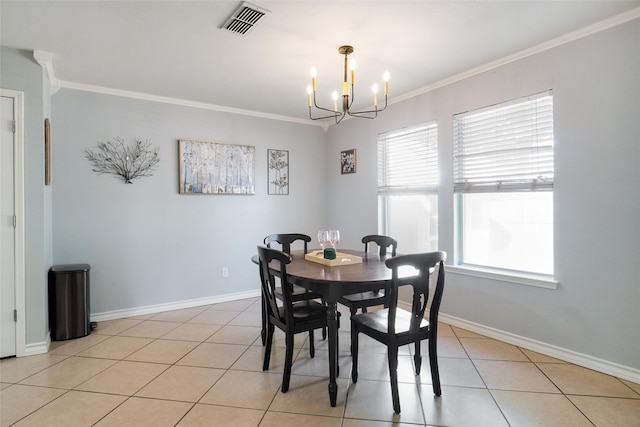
[0,47,51,345]
[326,20,640,370]
[51,90,328,314]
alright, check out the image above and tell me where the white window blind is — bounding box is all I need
[453,91,554,193]
[378,123,438,194]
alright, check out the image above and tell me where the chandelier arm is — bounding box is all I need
[313,103,340,114]
[312,92,342,114]
[309,107,341,121]
[346,110,377,119]
[348,83,355,110]
[345,94,388,117]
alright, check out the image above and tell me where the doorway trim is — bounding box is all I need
[1,89,26,357]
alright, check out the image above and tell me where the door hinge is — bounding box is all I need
[14,310,17,322]
[12,120,16,133]
[13,215,17,228]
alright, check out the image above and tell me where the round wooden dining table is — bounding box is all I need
[253,248,417,407]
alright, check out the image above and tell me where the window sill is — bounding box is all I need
[447,264,558,290]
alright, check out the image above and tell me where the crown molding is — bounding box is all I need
[58,80,323,128]
[33,50,61,95]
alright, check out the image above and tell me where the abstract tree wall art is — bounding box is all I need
[267,149,289,195]
[84,137,160,184]
[179,139,255,194]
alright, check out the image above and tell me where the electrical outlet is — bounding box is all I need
[222,267,229,277]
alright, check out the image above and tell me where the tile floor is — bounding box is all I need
[1,297,639,426]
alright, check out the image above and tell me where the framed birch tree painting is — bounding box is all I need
[179,139,255,194]
[267,149,289,195]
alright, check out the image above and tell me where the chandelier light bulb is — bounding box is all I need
[311,67,317,78]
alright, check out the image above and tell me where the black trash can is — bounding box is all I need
[48,264,91,341]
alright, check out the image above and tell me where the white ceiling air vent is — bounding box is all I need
[221,2,270,36]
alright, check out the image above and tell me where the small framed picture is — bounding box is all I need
[267,149,289,195]
[340,149,356,174]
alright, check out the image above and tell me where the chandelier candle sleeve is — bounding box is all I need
[311,67,317,91]
[373,84,379,107]
[350,59,356,84]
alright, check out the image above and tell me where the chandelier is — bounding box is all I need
[307,45,389,124]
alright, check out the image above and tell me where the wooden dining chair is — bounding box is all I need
[337,235,397,316]
[261,233,326,344]
[257,246,328,393]
[350,251,446,414]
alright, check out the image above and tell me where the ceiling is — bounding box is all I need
[1,1,638,124]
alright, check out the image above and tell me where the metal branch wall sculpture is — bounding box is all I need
[84,137,160,184]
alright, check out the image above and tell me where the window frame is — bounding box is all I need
[377,122,439,251]
[452,91,557,286]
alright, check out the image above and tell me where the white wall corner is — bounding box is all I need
[33,50,60,95]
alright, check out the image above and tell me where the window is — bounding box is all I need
[378,123,438,254]
[453,91,554,276]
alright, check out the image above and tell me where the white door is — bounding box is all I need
[0,95,16,358]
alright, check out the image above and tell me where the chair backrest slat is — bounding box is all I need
[362,234,397,257]
[385,251,446,336]
[264,233,311,254]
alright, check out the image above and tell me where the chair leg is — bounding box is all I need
[321,298,327,340]
[351,328,359,383]
[263,323,274,371]
[309,329,315,358]
[429,337,441,396]
[414,340,422,375]
[388,346,401,414]
[261,295,267,346]
[282,333,294,393]
[349,307,357,354]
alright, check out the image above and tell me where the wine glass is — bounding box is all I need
[328,230,340,249]
[317,230,329,252]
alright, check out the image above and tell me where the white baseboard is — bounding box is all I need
[439,312,640,384]
[90,289,261,322]
[22,332,50,357]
